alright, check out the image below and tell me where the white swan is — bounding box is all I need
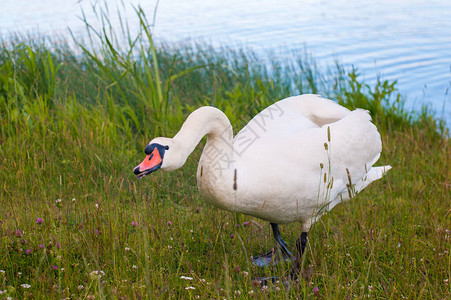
[134,94,391,271]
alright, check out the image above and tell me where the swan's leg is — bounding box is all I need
[252,223,294,267]
[290,232,308,279]
[254,231,308,287]
[272,223,294,259]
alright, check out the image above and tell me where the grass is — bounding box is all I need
[0,5,450,299]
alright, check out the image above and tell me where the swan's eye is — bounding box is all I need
[164,145,169,150]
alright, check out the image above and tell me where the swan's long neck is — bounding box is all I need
[172,106,235,208]
[173,106,234,169]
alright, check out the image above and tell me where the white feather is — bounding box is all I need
[151,94,391,232]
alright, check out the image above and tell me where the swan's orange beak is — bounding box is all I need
[133,147,162,179]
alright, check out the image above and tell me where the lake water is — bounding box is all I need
[1,0,450,123]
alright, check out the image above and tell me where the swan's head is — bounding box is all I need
[133,137,186,179]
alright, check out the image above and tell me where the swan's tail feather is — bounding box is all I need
[355,165,392,194]
[367,165,392,181]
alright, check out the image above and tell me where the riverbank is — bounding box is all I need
[0,11,449,299]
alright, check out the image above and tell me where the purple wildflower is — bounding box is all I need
[16,229,23,237]
[243,221,249,227]
[36,218,43,224]
[313,286,320,294]
[131,221,138,227]
[25,249,31,255]
[56,242,61,249]
[39,244,44,249]
[167,221,172,226]
[52,265,58,270]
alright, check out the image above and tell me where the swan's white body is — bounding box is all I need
[151,95,391,232]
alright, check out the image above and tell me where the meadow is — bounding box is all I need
[0,8,450,299]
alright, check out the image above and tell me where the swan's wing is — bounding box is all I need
[233,94,350,150]
[231,104,386,225]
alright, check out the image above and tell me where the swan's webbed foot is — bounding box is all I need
[252,230,309,289]
[252,248,275,267]
[252,249,293,267]
[252,223,294,267]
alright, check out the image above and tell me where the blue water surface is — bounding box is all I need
[1,0,450,123]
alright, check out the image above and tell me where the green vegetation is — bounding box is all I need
[0,7,449,299]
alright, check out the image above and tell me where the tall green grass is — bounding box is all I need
[0,5,449,299]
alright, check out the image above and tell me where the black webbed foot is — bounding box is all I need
[252,248,293,267]
[252,223,294,267]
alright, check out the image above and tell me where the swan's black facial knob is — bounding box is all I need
[144,144,153,155]
[144,144,169,156]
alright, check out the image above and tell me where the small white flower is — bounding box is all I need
[56,198,62,203]
[180,276,193,280]
[368,285,373,292]
[95,203,99,209]
[248,290,254,295]
[132,265,138,269]
[125,247,130,252]
[0,270,5,274]
[243,271,249,276]
[72,198,76,202]
[89,270,105,279]
[20,284,31,289]
[78,285,84,290]
[185,286,195,290]
[0,290,4,295]
[235,290,241,295]
[200,279,206,282]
